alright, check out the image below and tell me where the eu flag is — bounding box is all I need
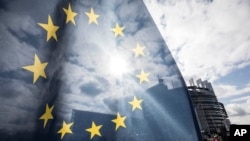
[0,0,202,140]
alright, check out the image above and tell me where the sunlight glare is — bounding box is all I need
[108,56,129,76]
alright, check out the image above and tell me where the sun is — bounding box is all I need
[108,55,129,76]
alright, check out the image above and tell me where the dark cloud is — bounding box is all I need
[80,82,104,96]
[0,78,41,131]
[80,76,109,97]
[230,106,247,116]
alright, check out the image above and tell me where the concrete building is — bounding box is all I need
[187,79,230,140]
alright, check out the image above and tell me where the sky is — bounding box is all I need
[0,0,201,140]
[144,0,250,124]
[0,1,249,140]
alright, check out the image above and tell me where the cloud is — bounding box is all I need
[47,0,187,122]
[80,81,107,96]
[0,78,41,131]
[226,104,247,116]
[0,14,38,72]
[0,0,71,132]
[225,98,250,124]
[213,83,250,98]
[144,0,250,125]
[0,0,204,135]
[230,96,250,103]
[144,0,250,82]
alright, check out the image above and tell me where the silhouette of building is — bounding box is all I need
[187,78,230,141]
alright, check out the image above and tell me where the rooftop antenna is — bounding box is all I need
[189,78,195,86]
[157,75,164,83]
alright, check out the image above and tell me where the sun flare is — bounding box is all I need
[108,56,129,76]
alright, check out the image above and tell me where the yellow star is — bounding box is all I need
[38,15,59,41]
[22,54,48,84]
[39,104,54,128]
[63,3,78,25]
[85,8,100,25]
[129,96,143,111]
[111,113,127,131]
[136,69,150,84]
[85,121,102,139]
[57,121,74,139]
[111,23,125,37]
[132,43,145,57]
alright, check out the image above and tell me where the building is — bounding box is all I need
[188,78,230,140]
[70,79,203,141]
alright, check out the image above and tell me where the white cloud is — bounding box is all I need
[144,0,250,125]
[213,83,250,98]
[228,115,250,124]
[225,98,250,124]
[144,0,250,82]
[230,96,250,103]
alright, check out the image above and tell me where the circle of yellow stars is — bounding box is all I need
[23,1,154,140]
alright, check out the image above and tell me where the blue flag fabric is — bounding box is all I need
[0,0,202,140]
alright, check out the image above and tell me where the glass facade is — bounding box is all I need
[188,79,230,140]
